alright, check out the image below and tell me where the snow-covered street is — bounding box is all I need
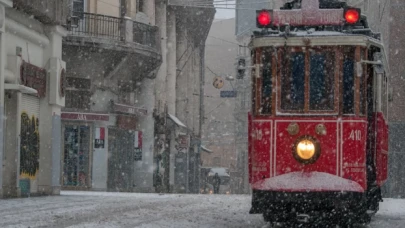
[0,191,404,228]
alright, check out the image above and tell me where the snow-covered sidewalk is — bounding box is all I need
[0,191,403,227]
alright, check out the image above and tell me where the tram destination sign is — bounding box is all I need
[271,0,344,27]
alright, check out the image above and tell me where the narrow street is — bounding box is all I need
[0,191,404,228]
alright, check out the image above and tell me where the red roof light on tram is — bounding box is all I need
[344,8,360,24]
[257,10,271,28]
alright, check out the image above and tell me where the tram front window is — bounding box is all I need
[281,52,305,111]
[343,51,355,114]
[309,52,335,111]
[280,49,335,112]
[261,49,272,114]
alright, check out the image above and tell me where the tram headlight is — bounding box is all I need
[293,136,321,164]
[296,140,315,160]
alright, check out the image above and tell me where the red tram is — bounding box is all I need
[248,0,390,226]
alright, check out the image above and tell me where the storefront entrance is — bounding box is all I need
[107,128,135,192]
[63,124,91,188]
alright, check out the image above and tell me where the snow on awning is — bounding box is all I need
[168,113,187,128]
[201,145,213,153]
[5,84,37,94]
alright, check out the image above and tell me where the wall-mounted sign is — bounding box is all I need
[177,135,189,149]
[94,127,105,149]
[134,131,143,161]
[117,115,137,130]
[20,61,47,97]
[213,76,224,89]
[113,103,147,116]
[220,91,237,98]
[60,68,66,97]
[61,112,110,121]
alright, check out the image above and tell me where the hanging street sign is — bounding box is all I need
[220,91,237,98]
[134,131,143,161]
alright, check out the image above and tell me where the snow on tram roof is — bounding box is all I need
[257,30,371,37]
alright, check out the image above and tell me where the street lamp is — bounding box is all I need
[225,75,235,81]
[225,75,236,90]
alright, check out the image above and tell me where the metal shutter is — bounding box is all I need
[21,94,40,118]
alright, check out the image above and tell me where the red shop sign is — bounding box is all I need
[20,61,47,98]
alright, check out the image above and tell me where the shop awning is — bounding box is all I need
[4,84,37,94]
[168,113,187,128]
[61,112,110,121]
[112,102,147,116]
[201,145,213,153]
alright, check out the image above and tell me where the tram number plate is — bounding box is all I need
[349,130,362,141]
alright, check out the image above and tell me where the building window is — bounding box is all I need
[137,0,144,12]
[65,77,91,110]
[72,0,85,17]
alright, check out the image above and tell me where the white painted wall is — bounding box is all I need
[5,33,44,68]
[2,7,66,196]
[91,123,108,190]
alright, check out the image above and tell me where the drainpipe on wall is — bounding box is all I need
[197,43,205,194]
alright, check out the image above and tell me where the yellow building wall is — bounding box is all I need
[85,0,137,18]
[97,0,120,17]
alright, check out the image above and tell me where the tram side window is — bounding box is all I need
[252,50,257,115]
[343,53,355,114]
[281,52,305,111]
[309,52,335,111]
[261,49,272,114]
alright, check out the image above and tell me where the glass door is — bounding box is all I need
[63,124,91,187]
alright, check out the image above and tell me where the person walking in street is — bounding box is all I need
[213,173,221,194]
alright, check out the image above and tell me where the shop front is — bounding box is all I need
[107,103,145,192]
[61,102,147,192]
[61,112,109,190]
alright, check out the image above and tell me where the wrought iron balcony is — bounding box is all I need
[133,21,161,52]
[68,12,160,52]
[13,0,69,25]
[69,12,123,41]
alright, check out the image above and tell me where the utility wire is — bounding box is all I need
[208,35,241,46]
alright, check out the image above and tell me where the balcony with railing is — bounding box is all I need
[13,0,69,25]
[63,12,161,82]
[66,12,161,54]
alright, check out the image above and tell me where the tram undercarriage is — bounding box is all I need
[251,190,376,226]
